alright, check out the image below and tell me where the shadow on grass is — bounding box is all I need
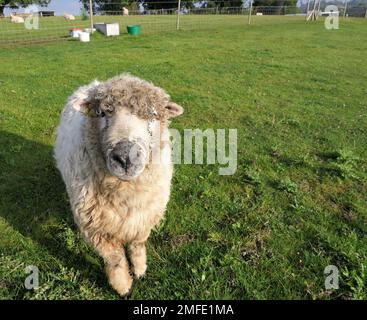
[0,130,109,292]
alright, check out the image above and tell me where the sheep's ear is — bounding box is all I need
[165,102,184,118]
[70,81,100,114]
[71,92,92,114]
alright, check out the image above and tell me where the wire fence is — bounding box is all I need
[0,1,366,46]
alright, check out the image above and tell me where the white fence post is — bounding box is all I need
[306,0,311,20]
[176,0,181,30]
[89,0,94,32]
[248,0,253,25]
[344,0,348,18]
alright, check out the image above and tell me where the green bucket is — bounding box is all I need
[127,25,141,36]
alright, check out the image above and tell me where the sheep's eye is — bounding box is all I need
[106,105,114,113]
[95,109,105,117]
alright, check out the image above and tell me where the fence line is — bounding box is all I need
[0,1,366,46]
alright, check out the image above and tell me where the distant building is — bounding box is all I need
[39,11,55,17]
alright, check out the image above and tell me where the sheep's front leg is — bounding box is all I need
[93,236,133,296]
[129,241,147,279]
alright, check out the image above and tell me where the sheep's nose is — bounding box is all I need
[110,141,145,171]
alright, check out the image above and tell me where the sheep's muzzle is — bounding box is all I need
[106,139,148,180]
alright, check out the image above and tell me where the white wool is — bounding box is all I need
[54,75,182,296]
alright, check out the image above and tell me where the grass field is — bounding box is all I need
[0,16,367,300]
[0,13,252,43]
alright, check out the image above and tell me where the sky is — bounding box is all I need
[4,0,82,16]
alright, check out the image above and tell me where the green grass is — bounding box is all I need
[0,14,251,43]
[0,14,312,44]
[0,16,367,300]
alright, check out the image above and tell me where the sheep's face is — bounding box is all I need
[77,76,184,181]
[97,108,158,181]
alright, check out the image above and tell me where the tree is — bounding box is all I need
[252,0,297,14]
[253,0,297,6]
[80,0,136,14]
[201,1,244,8]
[0,0,50,16]
[141,0,178,10]
[141,0,195,10]
[80,0,196,13]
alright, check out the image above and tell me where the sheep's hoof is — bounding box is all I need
[107,265,133,297]
[110,275,133,297]
[133,263,147,279]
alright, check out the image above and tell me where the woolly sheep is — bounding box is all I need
[64,13,75,21]
[54,74,184,296]
[10,14,25,24]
